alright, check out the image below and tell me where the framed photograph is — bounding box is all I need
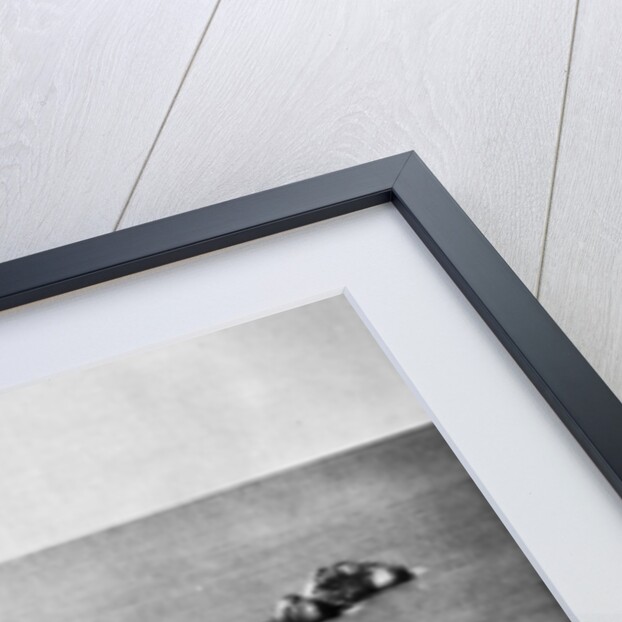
[0,152,620,621]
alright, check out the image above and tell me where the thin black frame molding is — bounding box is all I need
[1,150,621,499]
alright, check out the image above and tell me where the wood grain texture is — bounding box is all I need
[118,0,576,291]
[0,0,217,262]
[539,0,622,400]
[0,426,567,621]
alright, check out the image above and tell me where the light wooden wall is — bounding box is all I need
[2,1,620,399]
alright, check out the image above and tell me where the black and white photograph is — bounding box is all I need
[2,2,622,621]
[0,296,566,621]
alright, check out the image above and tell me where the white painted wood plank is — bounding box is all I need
[0,0,217,262]
[539,1,622,400]
[119,0,576,291]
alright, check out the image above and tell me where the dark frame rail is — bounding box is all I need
[1,151,621,498]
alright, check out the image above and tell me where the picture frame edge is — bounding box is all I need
[1,150,620,500]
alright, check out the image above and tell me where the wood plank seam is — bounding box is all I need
[114,1,576,292]
[112,0,225,232]
[535,0,581,299]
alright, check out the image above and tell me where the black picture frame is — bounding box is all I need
[1,150,620,499]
